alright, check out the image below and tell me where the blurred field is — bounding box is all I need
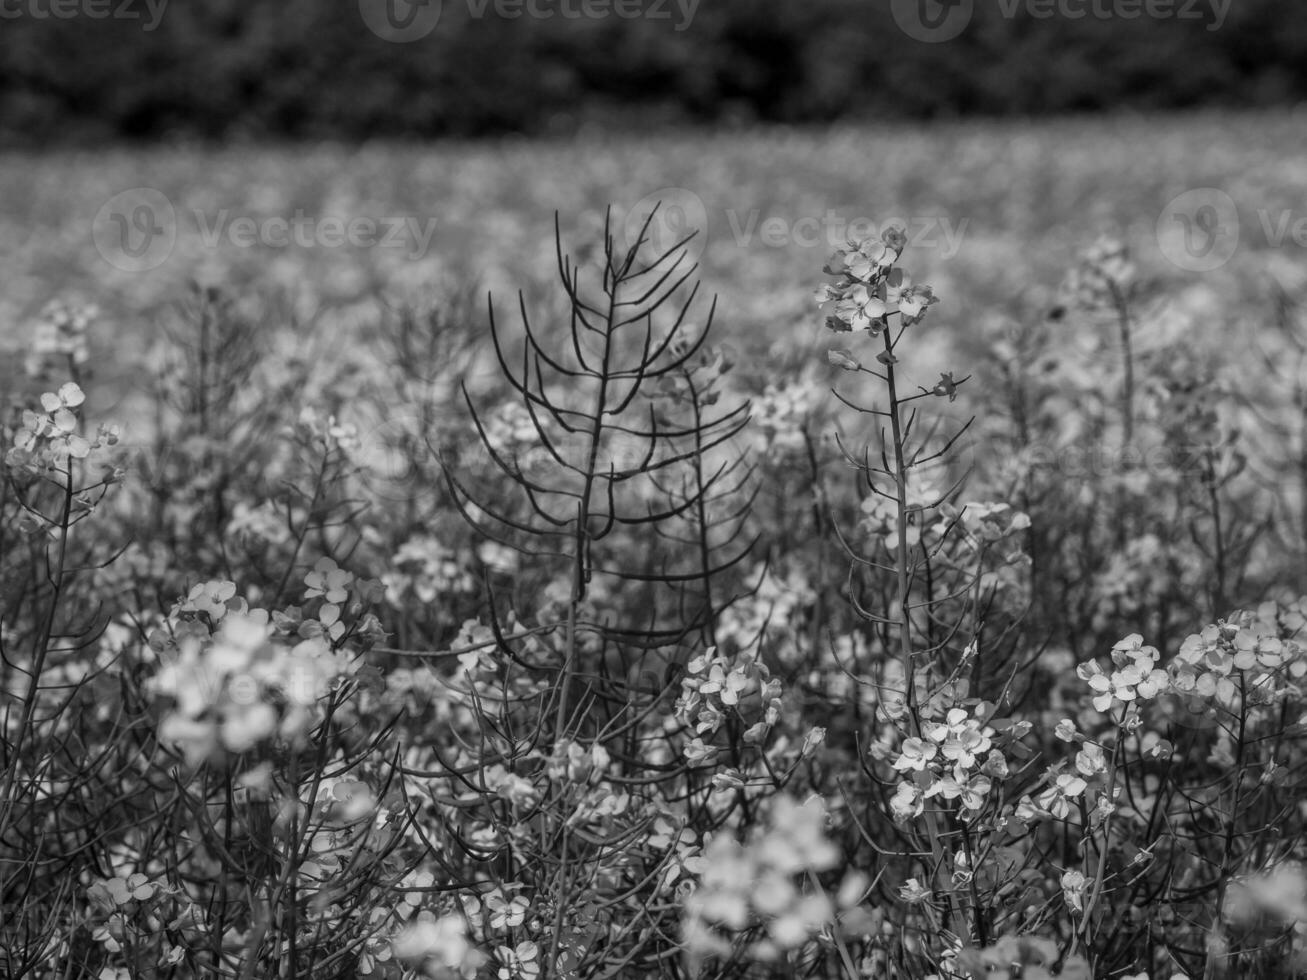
[4,108,1307,405]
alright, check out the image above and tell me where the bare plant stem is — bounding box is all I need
[1078,718,1126,965]
[1111,282,1135,449]
[880,327,958,939]
[0,461,73,848]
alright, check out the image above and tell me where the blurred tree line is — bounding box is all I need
[2,0,1304,144]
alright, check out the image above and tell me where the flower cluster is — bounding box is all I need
[956,935,1090,980]
[382,535,476,605]
[295,405,360,454]
[751,378,822,455]
[1075,634,1167,715]
[1054,234,1135,315]
[5,382,119,474]
[676,647,784,765]
[151,609,359,762]
[816,233,938,334]
[24,298,95,378]
[683,795,868,963]
[390,912,483,978]
[1169,603,1307,720]
[890,706,1006,821]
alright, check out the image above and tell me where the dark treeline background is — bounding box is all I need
[3,0,1303,144]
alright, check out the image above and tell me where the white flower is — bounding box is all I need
[1038,773,1088,819]
[890,781,924,821]
[1061,870,1088,913]
[484,889,528,931]
[892,737,937,772]
[899,877,932,904]
[1074,743,1108,777]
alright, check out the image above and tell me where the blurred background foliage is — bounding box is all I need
[3,0,1306,145]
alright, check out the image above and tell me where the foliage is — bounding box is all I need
[5,198,1307,980]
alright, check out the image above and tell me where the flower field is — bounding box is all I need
[4,109,1307,979]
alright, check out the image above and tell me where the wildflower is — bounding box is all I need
[925,707,994,768]
[890,781,924,821]
[10,383,96,465]
[712,770,746,792]
[768,893,834,949]
[1077,638,1166,714]
[892,737,937,772]
[25,299,94,377]
[899,283,939,323]
[497,941,540,980]
[41,380,86,420]
[183,580,239,622]
[800,727,826,758]
[1061,870,1088,913]
[828,238,896,282]
[1014,795,1043,823]
[980,749,1010,779]
[932,371,961,401]
[391,913,476,973]
[752,871,796,916]
[940,724,992,769]
[304,557,353,604]
[1038,772,1088,819]
[764,796,838,873]
[834,283,888,332]
[699,663,748,706]
[482,765,539,806]
[1074,742,1108,777]
[899,878,932,904]
[925,770,992,812]
[827,348,860,371]
[485,889,529,931]
[88,874,155,909]
[1143,735,1173,761]
[683,738,719,766]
